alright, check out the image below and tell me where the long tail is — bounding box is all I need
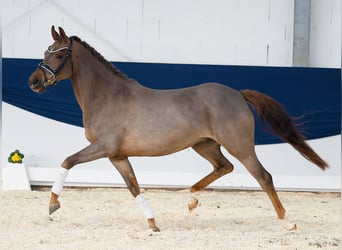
[241,89,328,170]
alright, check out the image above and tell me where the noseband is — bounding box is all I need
[38,38,74,86]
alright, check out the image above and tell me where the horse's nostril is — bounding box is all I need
[29,78,43,92]
[30,78,39,86]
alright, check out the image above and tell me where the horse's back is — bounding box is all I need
[191,82,244,103]
[191,82,252,119]
[142,81,253,130]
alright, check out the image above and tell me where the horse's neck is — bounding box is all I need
[70,45,129,111]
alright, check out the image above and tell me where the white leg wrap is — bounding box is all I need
[51,167,69,195]
[135,194,155,219]
[281,214,297,231]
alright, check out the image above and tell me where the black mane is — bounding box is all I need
[70,36,127,79]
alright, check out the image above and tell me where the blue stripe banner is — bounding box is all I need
[3,58,341,144]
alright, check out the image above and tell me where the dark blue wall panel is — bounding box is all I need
[3,58,341,144]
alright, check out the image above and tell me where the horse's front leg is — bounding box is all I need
[49,141,108,215]
[109,157,160,232]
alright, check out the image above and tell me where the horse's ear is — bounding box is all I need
[58,27,68,42]
[51,25,59,41]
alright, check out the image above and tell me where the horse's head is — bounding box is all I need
[28,26,73,93]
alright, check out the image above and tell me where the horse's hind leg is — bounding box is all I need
[189,139,234,211]
[191,139,234,192]
[238,152,297,230]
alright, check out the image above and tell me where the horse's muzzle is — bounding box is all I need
[28,76,46,93]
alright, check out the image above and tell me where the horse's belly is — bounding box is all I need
[118,132,201,157]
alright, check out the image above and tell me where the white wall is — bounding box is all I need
[2,0,294,65]
[310,0,341,67]
[2,0,341,67]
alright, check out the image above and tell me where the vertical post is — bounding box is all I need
[293,0,311,67]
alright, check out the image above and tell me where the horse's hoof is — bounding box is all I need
[287,223,297,231]
[147,218,160,232]
[49,202,61,215]
[188,198,198,212]
[281,214,297,231]
[151,226,160,232]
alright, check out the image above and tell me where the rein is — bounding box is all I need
[38,38,74,86]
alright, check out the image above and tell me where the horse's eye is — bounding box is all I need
[56,54,63,59]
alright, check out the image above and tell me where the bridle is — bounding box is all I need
[38,38,74,87]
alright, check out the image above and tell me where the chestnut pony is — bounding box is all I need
[29,26,327,231]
